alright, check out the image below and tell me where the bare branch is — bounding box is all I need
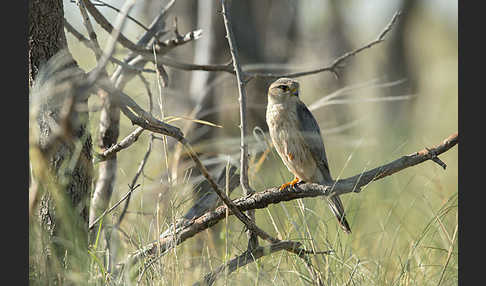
[116,134,155,227]
[94,127,145,162]
[94,79,185,140]
[246,11,402,80]
[121,132,457,265]
[195,240,327,286]
[159,11,401,81]
[89,0,150,31]
[88,0,138,83]
[221,0,258,250]
[88,184,141,231]
[81,0,145,54]
[77,0,103,61]
[81,0,200,69]
[160,57,234,73]
[89,134,152,231]
[64,19,157,73]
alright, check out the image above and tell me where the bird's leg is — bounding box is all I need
[279,177,301,191]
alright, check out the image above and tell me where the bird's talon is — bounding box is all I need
[279,177,300,191]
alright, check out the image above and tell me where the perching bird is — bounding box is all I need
[266,78,351,233]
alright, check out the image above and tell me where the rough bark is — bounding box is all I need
[29,0,93,283]
[28,0,67,87]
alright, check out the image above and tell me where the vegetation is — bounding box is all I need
[29,0,457,285]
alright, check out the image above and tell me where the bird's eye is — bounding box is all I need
[277,85,289,91]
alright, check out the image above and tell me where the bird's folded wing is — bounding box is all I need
[296,100,332,182]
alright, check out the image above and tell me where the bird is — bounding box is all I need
[265,77,351,233]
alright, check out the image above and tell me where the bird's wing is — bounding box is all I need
[296,100,351,233]
[295,100,332,182]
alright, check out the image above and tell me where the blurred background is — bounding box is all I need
[62,0,457,284]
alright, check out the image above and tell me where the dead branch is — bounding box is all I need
[81,0,146,54]
[82,0,201,78]
[120,132,457,266]
[88,0,150,31]
[94,79,184,140]
[179,139,279,244]
[88,184,141,231]
[194,240,328,286]
[159,57,234,73]
[221,0,258,249]
[87,0,138,83]
[77,0,103,61]
[116,134,155,227]
[160,11,401,82]
[247,11,402,80]
[63,19,156,74]
[94,127,145,162]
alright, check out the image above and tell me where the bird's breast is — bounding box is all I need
[266,102,317,182]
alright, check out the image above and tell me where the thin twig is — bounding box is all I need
[88,184,141,230]
[247,11,402,80]
[77,0,103,61]
[116,134,155,227]
[88,0,138,83]
[159,11,401,82]
[94,79,185,140]
[90,0,150,31]
[138,74,155,113]
[221,0,258,250]
[94,127,145,162]
[160,57,234,73]
[82,0,145,54]
[65,19,158,74]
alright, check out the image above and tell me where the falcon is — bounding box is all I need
[266,78,351,233]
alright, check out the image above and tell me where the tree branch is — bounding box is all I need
[246,11,402,80]
[160,11,401,81]
[64,19,157,74]
[194,240,328,286]
[121,132,457,265]
[87,0,150,31]
[87,0,138,83]
[221,0,259,250]
[94,79,185,140]
[82,0,201,75]
[81,0,146,54]
[115,134,155,227]
[94,127,145,162]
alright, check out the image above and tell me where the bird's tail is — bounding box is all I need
[326,195,351,233]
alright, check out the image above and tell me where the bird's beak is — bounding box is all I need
[291,88,298,96]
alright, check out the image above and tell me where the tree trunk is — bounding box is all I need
[28,0,66,87]
[29,0,93,283]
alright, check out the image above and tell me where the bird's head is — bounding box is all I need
[267,78,300,104]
